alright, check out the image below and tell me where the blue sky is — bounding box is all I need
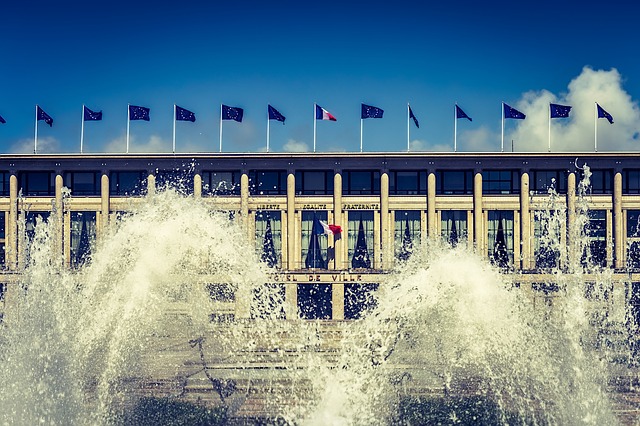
[2,1,640,154]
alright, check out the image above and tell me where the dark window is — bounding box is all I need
[588,170,613,194]
[0,172,10,197]
[298,284,332,320]
[436,170,473,195]
[582,210,607,268]
[531,170,567,194]
[202,171,241,196]
[19,171,55,196]
[70,211,96,268]
[155,169,194,195]
[249,170,287,195]
[344,283,378,320]
[482,170,520,195]
[295,170,333,195]
[342,170,380,195]
[0,211,5,267]
[628,210,640,269]
[389,171,427,195]
[624,170,640,194]
[64,171,100,196]
[109,171,147,196]
[25,211,50,242]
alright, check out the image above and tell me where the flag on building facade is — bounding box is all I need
[222,105,243,122]
[268,105,286,123]
[597,103,614,124]
[409,105,419,128]
[315,104,337,121]
[361,103,384,119]
[37,106,53,126]
[83,106,103,121]
[319,220,342,236]
[503,103,526,120]
[175,105,196,122]
[455,105,472,121]
[261,218,278,268]
[550,103,571,118]
[352,218,371,269]
[129,105,150,121]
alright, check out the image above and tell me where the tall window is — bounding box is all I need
[295,170,333,195]
[394,210,421,261]
[255,211,282,268]
[109,171,147,196]
[249,170,287,195]
[482,170,520,195]
[348,211,374,269]
[487,211,514,269]
[389,171,427,195]
[202,171,241,196]
[344,283,378,320]
[533,210,563,270]
[0,172,10,197]
[155,169,194,195]
[441,211,467,246]
[298,284,332,320]
[19,171,55,196]
[70,212,96,268]
[624,170,640,194]
[0,212,5,267]
[342,171,380,195]
[531,170,567,194]
[64,171,100,196]
[628,210,640,269]
[583,210,607,268]
[436,170,473,195]
[588,170,613,194]
[301,211,328,270]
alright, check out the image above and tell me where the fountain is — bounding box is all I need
[0,169,636,425]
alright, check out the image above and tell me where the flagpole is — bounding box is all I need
[34,105,38,155]
[407,103,410,152]
[313,103,317,153]
[548,105,551,153]
[594,102,598,152]
[501,102,504,153]
[360,117,363,153]
[454,104,457,153]
[126,103,130,154]
[81,104,85,154]
[219,104,223,153]
[266,107,270,153]
[172,104,176,154]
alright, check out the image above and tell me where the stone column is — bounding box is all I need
[520,171,531,270]
[567,172,577,270]
[100,171,110,235]
[287,170,296,270]
[473,171,483,251]
[333,169,343,270]
[332,283,344,320]
[614,170,623,269]
[55,172,64,266]
[193,172,202,198]
[427,171,436,240]
[240,171,249,231]
[7,172,18,270]
[380,170,390,269]
[146,170,156,196]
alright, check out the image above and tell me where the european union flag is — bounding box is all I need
[0,115,5,124]
[361,103,384,119]
[268,105,285,123]
[409,106,419,128]
[550,103,571,118]
[503,103,526,120]
[37,106,53,126]
[597,104,614,124]
[175,105,196,122]
[129,105,150,121]
[455,105,472,121]
[84,106,103,121]
[222,105,243,122]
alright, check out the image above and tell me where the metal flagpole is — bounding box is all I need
[126,104,130,154]
[360,117,363,153]
[219,105,223,153]
[454,104,457,153]
[34,105,38,155]
[266,107,270,153]
[501,102,504,153]
[81,105,85,154]
[548,106,551,152]
[407,103,410,152]
[313,103,317,153]
[594,102,598,152]
[172,104,176,154]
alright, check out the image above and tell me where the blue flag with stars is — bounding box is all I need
[37,106,53,126]
[84,106,103,121]
[503,103,526,119]
[361,103,384,119]
[0,115,5,124]
[409,105,419,128]
[550,103,571,118]
[455,105,472,121]
[222,105,243,122]
[597,104,614,124]
[175,105,196,122]
[129,105,150,121]
[268,105,285,123]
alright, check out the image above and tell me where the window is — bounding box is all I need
[582,210,607,268]
[295,170,333,195]
[531,170,567,194]
[155,169,194,195]
[70,212,96,268]
[441,210,467,246]
[301,211,328,270]
[0,172,10,197]
[588,169,613,194]
[19,171,55,196]
[64,171,100,196]
[482,170,520,195]
[342,170,380,195]
[0,212,5,267]
[249,170,287,195]
[348,211,374,269]
[628,210,640,269]
[251,283,286,320]
[394,210,421,261]
[389,171,427,195]
[109,171,147,196]
[298,284,332,320]
[202,171,241,196]
[533,210,564,270]
[436,170,473,195]
[255,211,282,268]
[624,170,640,194]
[344,283,378,320]
[487,211,514,269]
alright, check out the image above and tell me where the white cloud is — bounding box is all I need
[104,134,169,153]
[283,139,309,152]
[508,67,640,151]
[458,126,496,152]
[10,136,59,154]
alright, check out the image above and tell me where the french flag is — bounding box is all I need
[319,220,342,235]
[316,104,337,121]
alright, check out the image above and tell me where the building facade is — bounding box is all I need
[0,152,639,322]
